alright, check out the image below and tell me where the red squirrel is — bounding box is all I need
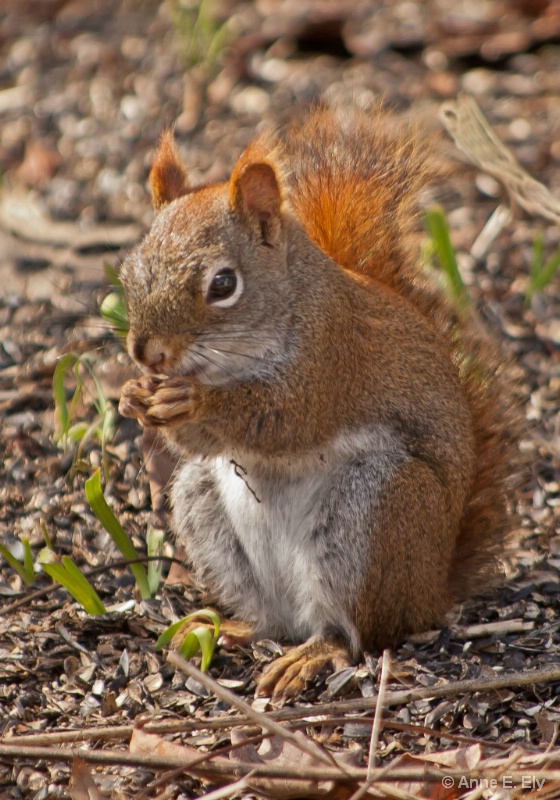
[119,106,519,700]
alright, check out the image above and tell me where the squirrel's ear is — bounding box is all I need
[149,130,190,211]
[230,158,282,246]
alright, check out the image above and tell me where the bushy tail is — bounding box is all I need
[280,106,523,598]
[282,106,437,296]
[449,326,524,599]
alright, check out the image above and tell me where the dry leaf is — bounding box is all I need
[130,727,205,765]
[141,429,178,514]
[69,758,103,800]
[408,744,483,770]
[381,753,458,800]
[535,711,559,745]
[165,555,194,586]
[16,141,63,187]
[440,93,560,225]
[230,730,343,799]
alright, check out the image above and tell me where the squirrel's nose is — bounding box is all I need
[130,334,168,371]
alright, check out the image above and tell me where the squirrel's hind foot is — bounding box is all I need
[257,636,351,703]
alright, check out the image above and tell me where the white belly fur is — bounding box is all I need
[208,426,401,646]
[212,454,331,637]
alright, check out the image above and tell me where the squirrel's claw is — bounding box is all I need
[257,636,351,703]
[119,377,157,426]
[146,384,196,425]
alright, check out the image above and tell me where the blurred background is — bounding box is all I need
[1,0,559,233]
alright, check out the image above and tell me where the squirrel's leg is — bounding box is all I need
[257,454,456,701]
[171,460,264,635]
[352,456,456,646]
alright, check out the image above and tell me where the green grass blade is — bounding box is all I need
[539,249,560,287]
[532,248,560,296]
[100,405,116,480]
[40,520,53,550]
[207,22,229,65]
[72,417,104,459]
[69,358,86,419]
[67,422,91,442]
[79,360,116,478]
[155,618,188,650]
[526,236,560,303]
[425,206,470,309]
[147,527,165,596]
[91,375,107,418]
[85,469,151,599]
[0,543,35,586]
[156,609,220,670]
[179,629,205,660]
[174,626,217,671]
[196,609,221,639]
[52,353,79,443]
[196,626,217,672]
[60,557,107,614]
[178,626,216,670]
[179,624,218,671]
[22,538,35,583]
[41,563,100,613]
[39,549,107,614]
[530,233,544,283]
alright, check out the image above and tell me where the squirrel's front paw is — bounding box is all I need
[119,375,158,427]
[119,375,198,428]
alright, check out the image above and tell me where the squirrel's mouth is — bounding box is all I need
[140,361,202,380]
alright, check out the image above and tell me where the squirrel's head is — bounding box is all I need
[120,131,292,385]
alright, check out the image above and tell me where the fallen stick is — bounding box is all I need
[167,651,340,770]
[6,663,560,744]
[2,743,560,785]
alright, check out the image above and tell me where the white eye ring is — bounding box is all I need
[204,266,244,308]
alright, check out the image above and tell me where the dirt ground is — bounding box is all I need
[0,1,560,798]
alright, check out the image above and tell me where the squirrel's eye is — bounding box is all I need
[207,268,237,302]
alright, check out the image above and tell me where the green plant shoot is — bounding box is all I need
[99,291,129,337]
[39,548,107,614]
[85,469,153,600]
[425,205,471,310]
[0,538,36,586]
[156,609,221,672]
[170,0,229,73]
[147,527,165,597]
[526,234,560,304]
[52,353,116,479]
[52,353,81,447]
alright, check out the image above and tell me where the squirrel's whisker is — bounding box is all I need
[195,330,273,343]
[196,342,266,363]
[191,347,240,381]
